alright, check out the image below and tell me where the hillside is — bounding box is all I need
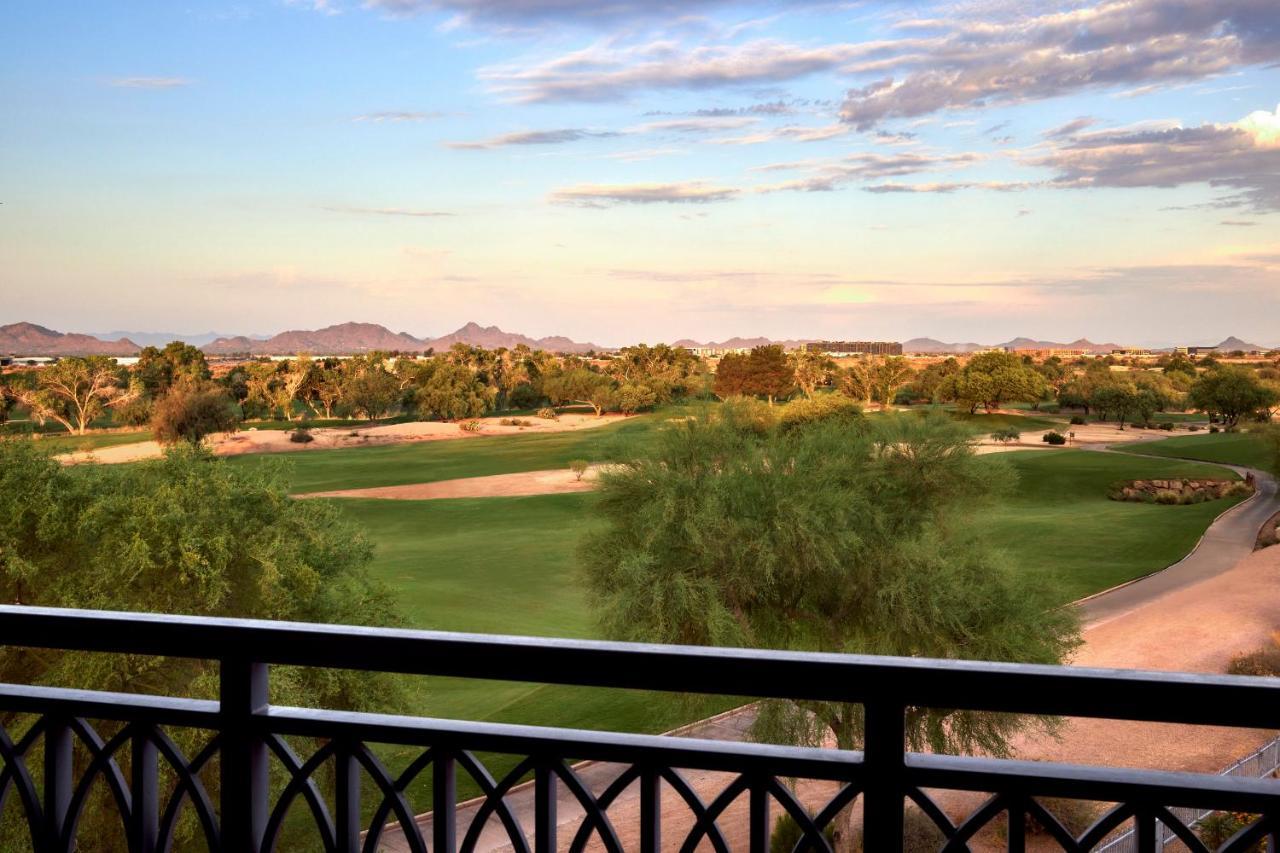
[902,337,985,354]
[203,322,422,355]
[0,322,140,356]
[425,322,601,354]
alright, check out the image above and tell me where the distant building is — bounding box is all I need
[804,341,903,356]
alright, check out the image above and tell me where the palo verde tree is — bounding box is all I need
[0,440,404,848]
[580,405,1078,849]
[543,367,617,416]
[942,351,1046,414]
[1189,366,1278,429]
[416,362,494,421]
[150,383,240,445]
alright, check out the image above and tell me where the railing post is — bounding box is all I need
[43,717,72,853]
[220,659,268,853]
[334,740,361,853]
[862,702,905,851]
[639,767,660,853]
[749,776,770,853]
[432,749,456,853]
[130,732,159,853]
[534,761,556,853]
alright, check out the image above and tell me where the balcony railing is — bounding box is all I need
[0,605,1275,851]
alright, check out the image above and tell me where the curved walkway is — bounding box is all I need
[1078,448,1280,626]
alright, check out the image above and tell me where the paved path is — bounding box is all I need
[1078,449,1280,626]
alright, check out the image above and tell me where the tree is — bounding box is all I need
[617,382,658,414]
[14,356,131,434]
[416,362,493,421]
[742,345,795,404]
[151,384,239,445]
[1189,366,1277,428]
[543,368,617,416]
[948,352,1046,413]
[870,356,914,410]
[609,344,700,402]
[910,357,960,403]
[580,409,1078,849]
[341,354,400,420]
[1089,381,1138,428]
[791,351,836,399]
[713,353,751,399]
[134,341,211,397]
[0,440,404,848]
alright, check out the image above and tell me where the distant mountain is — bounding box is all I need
[668,336,815,350]
[425,322,601,354]
[1211,336,1267,352]
[902,337,985,354]
[93,330,245,348]
[0,322,140,356]
[993,337,1120,353]
[202,322,422,355]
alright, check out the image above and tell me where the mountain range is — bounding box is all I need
[2,322,1273,358]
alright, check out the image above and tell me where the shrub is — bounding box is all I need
[1210,425,1221,433]
[902,806,947,853]
[768,811,835,853]
[536,407,558,420]
[1227,633,1280,677]
[1069,415,1087,425]
[1160,422,1175,431]
[569,459,590,481]
[288,427,314,444]
[499,417,532,427]
[151,385,239,446]
[1189,425,1202,431]
[508,382,542,410]
[459,420,482,432]
[778,394,862,431]
[1198,812,1264,851]
[990,427,1021,444]
[1042,431,1067,445]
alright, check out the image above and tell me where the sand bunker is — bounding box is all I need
[300,466,606,500]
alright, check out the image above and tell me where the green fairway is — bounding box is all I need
[948,411,1064,433]
[1114,431,1273,471]
[973,450,1247,602]
[236,414,662,494]
[17,429,153,453]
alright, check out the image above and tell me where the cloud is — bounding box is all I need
[862,180,1030,194]
[354,111,444,122]
[549,181,739,206]
[710,123,848,145]
[838,0,1280,127]
[1030,104,1280,211]
[447,128,620,149]
[365,0,739,27]
[754,151,985,193]
[479,39,868,103]
[321,205,454,217]
[633,116,758,133]
[1042,117,1098,139]
[108,77,192,89]
[1220,220,1257,226]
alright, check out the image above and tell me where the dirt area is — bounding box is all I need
[973,422,1175,454]
[300,466,606,500]
[54,413,631,466]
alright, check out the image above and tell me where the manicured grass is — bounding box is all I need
[1113,431,1273,470]
[947,411,1064,433]
[16,429,153,453]
[237,414,662,494]
[972,450,1246,602]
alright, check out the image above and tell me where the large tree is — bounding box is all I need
[580,406,1078,848]
[791,351,836,399]
[14,356,132,434]
[1189,366,1279,428]
[543,367,617,416]
[416,362,493,421]
[0,440,404,848]
[151,383,239,445]
[943,351,1046,413]
[341,353,400,420]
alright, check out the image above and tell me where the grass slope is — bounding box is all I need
[1114,432,1272,470]
[975,450,1246,602]
[238,415,661,494]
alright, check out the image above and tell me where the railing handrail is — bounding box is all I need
[1,604,1277,728]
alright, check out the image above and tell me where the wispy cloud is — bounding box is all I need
[321,205,454,217]
[447,128,620,149]
[354,111,445,122]
[754,151,985,193]
[550,181,739,206]
[108,77,192,89]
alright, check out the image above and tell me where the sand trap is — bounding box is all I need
[301,466,606,500]
[973,423,1179,454]
[56,413,631,466]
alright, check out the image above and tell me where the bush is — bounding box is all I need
[569,459,590,481]
[1042,431,1067,445]
[990,427,1021,444]
[151,385,239,446]
[902,806,947,853]
[508,382,542,410]
[1198,812,1264,851]
[499,417,532,427]
[769,811,834,853]
[1189,425,1202,431]
[1069,415,1087,425]
[536,407,558,420]
[1210,425,1221,433]
[1227,634,1280,677]
[459,420,483,432]
[778,395,863,431]
[288,427,314,444]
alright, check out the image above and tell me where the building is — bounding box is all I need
[803,340,903,356]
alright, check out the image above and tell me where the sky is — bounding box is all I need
[1,0,1278,347]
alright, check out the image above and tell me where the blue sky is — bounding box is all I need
[2,0,1278,346]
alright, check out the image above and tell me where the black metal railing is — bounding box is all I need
[0,605,1275,852]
